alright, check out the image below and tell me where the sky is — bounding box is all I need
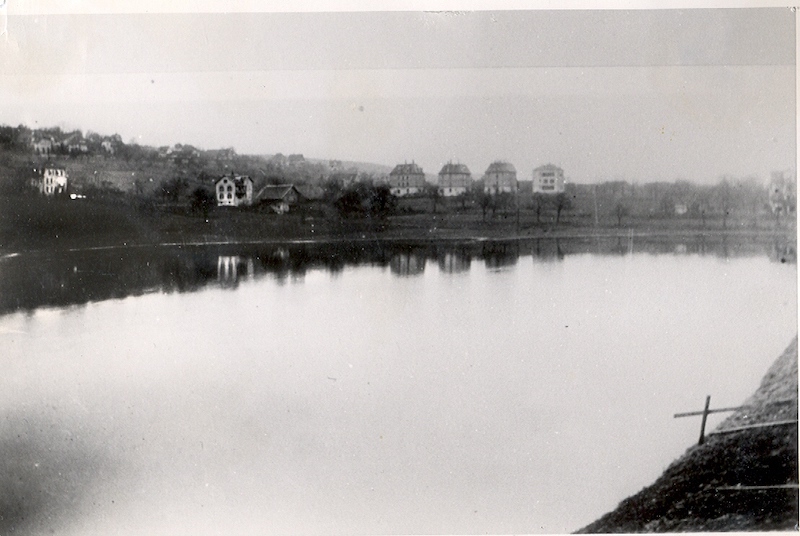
[0,3,795,184]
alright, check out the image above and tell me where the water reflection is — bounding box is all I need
[390,250,426,277]
[217,256,254,286]
[481,241,520,270]
[437,246,471,274]
[0,235,794,316]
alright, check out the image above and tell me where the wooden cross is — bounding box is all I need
[673,395,748,445]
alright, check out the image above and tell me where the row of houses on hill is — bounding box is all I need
[387,161,566,198]
[31,133,118,156]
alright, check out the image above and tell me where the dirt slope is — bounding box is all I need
[578,337,798,533]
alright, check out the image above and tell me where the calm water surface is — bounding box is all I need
[1,237,796,535]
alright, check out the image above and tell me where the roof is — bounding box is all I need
[439,163,471,176]
[295,184,325,200]
[485,161,516,174]
[534,163,562,172]
[256,184,301,202]
[214,173,252,184]
[390,162,424,176]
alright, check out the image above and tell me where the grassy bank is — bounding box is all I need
[578,338,799,532]
[0,193,795,254]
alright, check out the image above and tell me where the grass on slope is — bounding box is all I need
[578,338,798,533]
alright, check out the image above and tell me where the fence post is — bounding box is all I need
[698,395,711,445]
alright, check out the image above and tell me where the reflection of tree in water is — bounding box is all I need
[390,249,426,277]
[771,239,797,264]
[530,239,565,261]
[480,241,519,269]
[0,235,792,316]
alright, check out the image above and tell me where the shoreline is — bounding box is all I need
[1,225,795,258]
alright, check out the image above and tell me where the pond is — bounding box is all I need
[0,235,796,535]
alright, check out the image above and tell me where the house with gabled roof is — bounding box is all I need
[31,166,68,195]
[256,184,303,214]
[215,173,253,207]
[32,137,54,155]
[389,162,426,197]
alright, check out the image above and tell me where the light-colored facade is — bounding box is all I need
[33,167,68,195]
[769,170,796,214]
[532,164,565,194]
[389,162,426,196]
[215,174,254,207]
[437,162,472,197]
[483,161,517,194]
[33,138,54,155]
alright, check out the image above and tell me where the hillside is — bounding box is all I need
[578,337,798,532]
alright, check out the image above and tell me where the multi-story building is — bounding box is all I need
[769,170,796,215]
[389,162,426,196]
[483,161,517,194]
[215,173,254,207]
[32,167,68,195]
[532,164,565,194]
[437,162,472,197]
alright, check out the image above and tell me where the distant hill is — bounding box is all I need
[260,154,393,178]
[0,122,406,196]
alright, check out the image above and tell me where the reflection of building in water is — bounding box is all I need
[390,251,426,276]
[532,238,565,260]
[481,242,519,269]
[217,256,254,283]
[771,240,797,264]
[438,251,471,274]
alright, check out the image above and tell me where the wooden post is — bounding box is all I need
[698,395,711,445]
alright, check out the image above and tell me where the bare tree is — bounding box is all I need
[531,193,548,224]
[614,202,630,227]
[554,193,573,226]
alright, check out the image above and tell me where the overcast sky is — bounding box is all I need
[0,5,795,184]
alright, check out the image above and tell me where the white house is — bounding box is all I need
[32,137,54,155]
[215,174,254,207]
[32,167,68,195]
[532,164,565,194]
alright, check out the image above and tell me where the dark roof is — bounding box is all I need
[390,162,424,176]
[295,184,324,200]
[256,184,301,202]
[439,163,471,176]
[534,163,562,172]
[485,161,516,174]
[214,173,252,184]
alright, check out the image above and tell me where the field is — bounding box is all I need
[0,190,795,255]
